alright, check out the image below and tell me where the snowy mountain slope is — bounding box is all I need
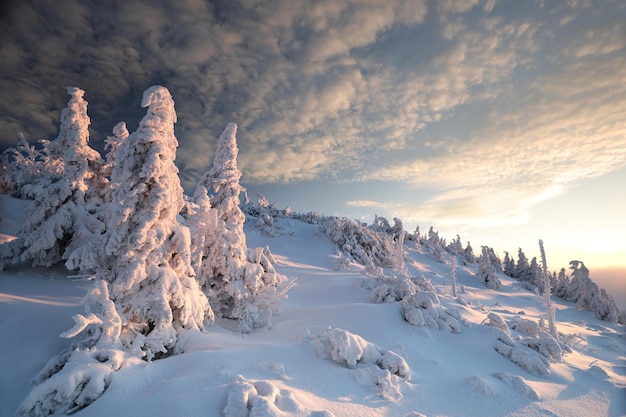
[1,195,625,417]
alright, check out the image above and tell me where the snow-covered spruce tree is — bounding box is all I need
[0,87,105,271]
[193,122,291,332]
[513,248,531,281]
[553,267,569,299]
[95,86,212,357]
[502,251,516,277]
[447,234,463,255]
[463,241,476,263]
[564,261,621,323]
[475,246,502,290]
[425,226,446,263]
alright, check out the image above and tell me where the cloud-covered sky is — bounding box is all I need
[1,0,625,273]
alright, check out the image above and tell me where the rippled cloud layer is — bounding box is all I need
[0,0,624,228]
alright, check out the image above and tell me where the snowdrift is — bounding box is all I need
[1,194,625,417]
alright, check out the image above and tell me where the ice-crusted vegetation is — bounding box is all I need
[1,86,625,417]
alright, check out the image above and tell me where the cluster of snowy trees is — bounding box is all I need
[1,86,292,416]
[503,247,624,324]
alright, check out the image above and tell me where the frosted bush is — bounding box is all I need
[492,372,540,400]
[18,280,132,417]
[520,333,564,363]
[511,318,540,337]
[316,327,410,380]
[223,375,335,417]
[401,292,463,333]
[491,328,550,377]
[320,217,396,268]
[481,312,510,335]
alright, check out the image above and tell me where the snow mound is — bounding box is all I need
[224,375,334,417]
[493,372,540,400]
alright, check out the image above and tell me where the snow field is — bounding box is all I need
[1,196,625,416]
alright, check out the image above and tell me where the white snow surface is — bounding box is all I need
[1,194,625,417]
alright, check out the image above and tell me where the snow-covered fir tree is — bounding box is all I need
[0,87,105,271]
[513,248,530,280]
[564,261,621,323]
[95,86,212,357]
[475,246,502,290]
[192,122,291,332]
[463,241,476,263]
[527,256,542,289]
[447,235,463,255]
[554,267,569,299]
[502,251,516,277]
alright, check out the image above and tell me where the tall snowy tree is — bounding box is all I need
[192,123,291,332]
[513,248,530,280]
[538,240,557,338]
[564,261,621,322]
[475,246,502,290]
[0,87,105,271]
[463,241,476,263]
[554,267,570,299]
[95,86,212,357]
[502,251,516,277]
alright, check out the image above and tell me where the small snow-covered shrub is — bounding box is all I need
[492,372,540,400]
[401,292,463,333]
[223,375,335,417]
[511,318,540,337]
[18,280,134,417]
[316,327,410,380]
[320,217,396,268]
[491,328,551,377]
[520,333,564,363]
[481,312,510,335]
[366,274,464,333]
